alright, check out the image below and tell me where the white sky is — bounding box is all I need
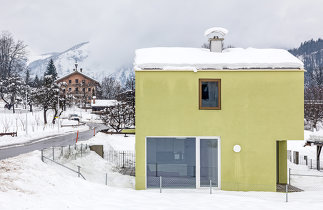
[1,0,322,71]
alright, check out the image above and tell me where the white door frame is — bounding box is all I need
[196,137,221,189]
[145,136,221,189]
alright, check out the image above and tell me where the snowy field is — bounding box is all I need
[1,149,323,210]
[0,105,102,147]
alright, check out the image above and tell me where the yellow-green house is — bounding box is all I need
[134,43,304,191]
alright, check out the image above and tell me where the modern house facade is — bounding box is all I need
[56,64,99,106]
[134,28,304,191]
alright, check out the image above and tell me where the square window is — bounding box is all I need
[199,79,221,110]
[82,88,85,92]
[82,80,85,84]
[75,87,78,92]
[88,88,91,92]
[69,80,72,83]
[75,79,79,83]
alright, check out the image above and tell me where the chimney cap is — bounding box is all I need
[204,27,228,38]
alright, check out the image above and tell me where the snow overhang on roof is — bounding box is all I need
[91,100,118,107]
[134,47,304,71]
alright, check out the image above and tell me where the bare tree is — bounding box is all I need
[101,103,134,132]
[0,32,27,112]
[101,76,123,99]
[0,31,27,79]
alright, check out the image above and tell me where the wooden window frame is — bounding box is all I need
[199,79,221,110]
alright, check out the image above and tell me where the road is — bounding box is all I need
[0,122,107,160]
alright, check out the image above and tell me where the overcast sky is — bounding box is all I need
[1,0,322,71]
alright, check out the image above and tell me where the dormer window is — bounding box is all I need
[199,79,221,110]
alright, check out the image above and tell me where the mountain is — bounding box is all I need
[289,38,323,81]
[27,42,134,86]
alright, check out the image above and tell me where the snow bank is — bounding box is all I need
[134,47,304,70]
[86,132,135,151]
[1,150,323,210]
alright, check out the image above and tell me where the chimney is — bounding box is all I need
[75,62,78,71]
[209,37,224,53]
[80,68,83,72]
[204,27,228,53]
[93,96,96,104]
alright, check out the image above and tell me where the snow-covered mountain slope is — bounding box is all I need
[289,38,323,82]
[28,42,134,85]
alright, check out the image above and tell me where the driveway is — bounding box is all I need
[0,122,107,160]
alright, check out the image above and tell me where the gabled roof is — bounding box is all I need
[56,70,99,84]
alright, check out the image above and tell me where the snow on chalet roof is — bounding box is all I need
[56,70,99,83]
[91,100,118,107]
[134,47,304,71]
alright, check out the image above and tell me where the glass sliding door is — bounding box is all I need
[147,137,196,188]
[200,139,218,187]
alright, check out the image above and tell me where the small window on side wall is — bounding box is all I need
[199,79,221,110]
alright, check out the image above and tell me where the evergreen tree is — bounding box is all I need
[33,75,40,87]
[45,59,57,81]
[33,60,62,124]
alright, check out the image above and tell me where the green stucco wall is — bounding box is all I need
[135,70,304,191]
[278,141,288,184]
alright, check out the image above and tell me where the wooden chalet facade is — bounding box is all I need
[56,64,100,106]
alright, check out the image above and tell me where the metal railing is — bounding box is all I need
[41,144,90,180]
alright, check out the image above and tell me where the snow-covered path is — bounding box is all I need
[0,122,106,160]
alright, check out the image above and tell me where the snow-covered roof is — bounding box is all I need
[204,27,228,37]
[56,70,99,84]
[91,100,118,107]
[134,47,304,71]
[308,135,323,142]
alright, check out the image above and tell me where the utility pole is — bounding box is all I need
[57,92,60,132]
[26,90,28,135]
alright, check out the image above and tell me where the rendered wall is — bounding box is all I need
[135,70,304,191]
[278,141,288,184]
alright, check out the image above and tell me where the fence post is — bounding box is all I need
[69,145,71,156]
[122,151,125,168]
[286,184,288,202]
[52,147,55,160]
[41,149,44,162]
[61,146,63,157]
[105,173,108,186]
[210,180,212,194]
[160,176,162,193]
[311,159,312,169]
[78,166,81,178]
[289,168,291,185]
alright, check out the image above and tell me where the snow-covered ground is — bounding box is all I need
[86,132,135,151]
[1,149,323,210]
[0,105,102,147]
